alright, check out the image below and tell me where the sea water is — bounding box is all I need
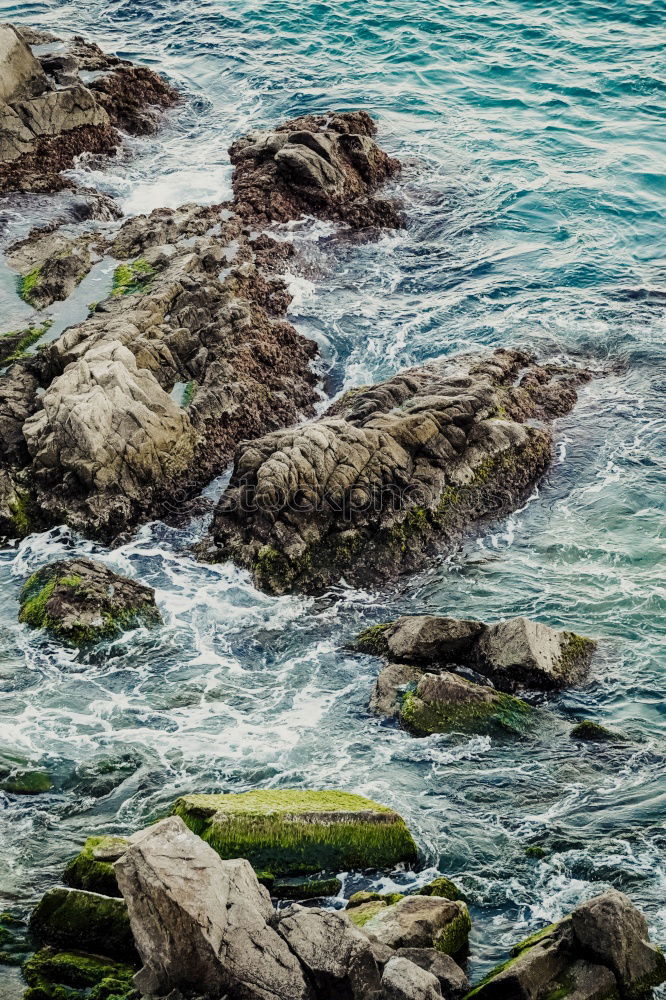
[0,0,664,992]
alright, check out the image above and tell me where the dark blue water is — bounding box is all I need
[0,0,664,994]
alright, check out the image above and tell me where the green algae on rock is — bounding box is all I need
[0,320,52,365]
[0,910,31,966]
[0,749,51,795]
[400,672,532,737]
[111,258,155,297]
[418,876,465,901]
[29,888,136,963]
[271,876,342,900]
[64,837,128,898]
[570,720,622,743]
[18,558,162,647]
[172,788,419,877]
[22,947,137,1000]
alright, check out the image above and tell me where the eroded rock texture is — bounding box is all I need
[231,110,401,228]
[206,348,592,594]
[0,23,179,193]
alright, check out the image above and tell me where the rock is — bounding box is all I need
[370,662,424,719]
[0,767,51,794]
[0,25,47,103]
[7,230,97,309]
[570,721,621,743]
[467,890,666,1000]
[400,671,532,737]
[395,949,469,998]
[64,836,128,897]
[382,956,443,999]
[272,876,342,900]
[347,900,391,927]
[230,110,401,229]
[473,617,596,691]
[172,788,418,877]
[29,888,136,962]
[0,910,31,967]
[0,23,178,191]
[114,816,313,999]
[18,558,162,646]
[207,348,592,594]
[383,616,485,664]
[21,947,136,1000]
[570,889,666,995]
[347,891,405,909]
[277,903,382,999]
[360,896,471,955]
[418,878,464,902]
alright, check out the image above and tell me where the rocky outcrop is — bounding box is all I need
[0,110,400,544]
[205,349,592,594]
[467,890,666,1000]
[0,23,178,193]
[172,788,418,877]
[230,110,401,228]
[18,558,162,646]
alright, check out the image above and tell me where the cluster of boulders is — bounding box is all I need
[354,613,596,737]
[22,813,666,1000]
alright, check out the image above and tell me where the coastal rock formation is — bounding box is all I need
[18,558,162,646]
[0,22,178,193]
[469,889,666,1000]
[0,111,400,544]
[172,788,418,877]
[206,348,592,594]
[29,887,135,962]
[231,110,401,228]
[114,818,313,999]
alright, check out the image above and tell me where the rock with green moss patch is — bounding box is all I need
[570,721,621,743]
[64,837,128,897]
[360,896,471,955]
[29,888,136,962]
[0,910,31,966]
[22,947,137,1000]
[271,876,342,900]
[0,749,51,795]
[0,321,52,365]
[111,259,155,297]
[400,671,532,737]
[524,845,548,860]
[172,788,418,877]
[418,876,464,901]
[465,890,666,1000]
[346,899,390,928]
[18,558,162,647]
[207,348,592,594]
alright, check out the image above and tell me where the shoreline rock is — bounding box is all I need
[18,558,162,646]
[205,348,593,594]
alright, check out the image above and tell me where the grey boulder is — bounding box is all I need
[360,896,471,955]
[382,956,442,1000]
[395,949,469,998]
[114,816,313,1000]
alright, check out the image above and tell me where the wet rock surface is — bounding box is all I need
[206,348,592,594]
[0,22,179,193]
[18,557,162,646]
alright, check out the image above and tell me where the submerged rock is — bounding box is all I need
[172,788,418,877]
[0,23,178,193]
[230,110,401,229]
[466,889,666,1000]
[206,348,592,594]
[18,558,162,646]
[0,749,51,794]
[570,720,622,743]
[29,887,135,962]
[400,671,532,737]
[115,816,314,999]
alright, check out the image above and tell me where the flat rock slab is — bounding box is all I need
[172,788,418,877]
[18,557,162,646]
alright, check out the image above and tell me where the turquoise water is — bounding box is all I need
[0,0,665,993]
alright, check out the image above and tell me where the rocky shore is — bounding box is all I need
[1,20,663,1000]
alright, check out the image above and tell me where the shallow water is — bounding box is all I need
[0,0,665,992]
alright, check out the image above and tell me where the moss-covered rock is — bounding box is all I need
[418,876,464,901]
[111,259,155,297]
[18,558,162,647]
[0,750,51,795]
[22,948,137,1000]
[0,321,52,365]
[400,671,532,737]
[64,838,128,898]
[29,889,136,963]
[570,720,621,743]
[346,900,389,927]
[172,788,419,877]
[435,906,472,956]
[347,890,405,909]
[0,910,31,966]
